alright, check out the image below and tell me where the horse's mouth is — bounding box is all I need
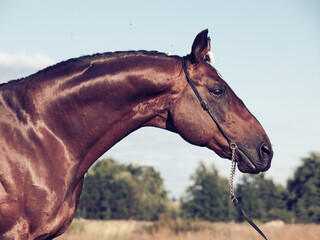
[206,141,271,174]
[235,148,270,174]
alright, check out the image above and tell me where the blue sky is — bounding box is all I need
[1,0,319,198]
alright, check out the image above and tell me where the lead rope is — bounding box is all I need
[229,143,268,240]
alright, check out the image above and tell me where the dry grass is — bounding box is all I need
[55,218,320,240]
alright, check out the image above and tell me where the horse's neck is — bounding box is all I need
[34,54,182,179]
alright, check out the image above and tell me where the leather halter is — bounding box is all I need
[181,57,268,240]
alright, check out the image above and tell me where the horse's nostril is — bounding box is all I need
[261,143,272,159]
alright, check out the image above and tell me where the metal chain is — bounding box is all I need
[229,143,238,202]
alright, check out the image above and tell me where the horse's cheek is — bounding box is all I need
[172,97,211,145]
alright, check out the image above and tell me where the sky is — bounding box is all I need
[0,0,319,198]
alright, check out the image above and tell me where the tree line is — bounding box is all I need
[76,152,320,223]
[76,159,168,221]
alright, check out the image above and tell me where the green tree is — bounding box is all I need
[236,174,266,221]
[128,164,169,220]
[236,174,289,222]
[180,161,235,221]
[287,152,320,223]
[76,158,169,220]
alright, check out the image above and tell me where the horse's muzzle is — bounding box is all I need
[236,142,273,174]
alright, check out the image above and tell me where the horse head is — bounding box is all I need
[171,29,273,173]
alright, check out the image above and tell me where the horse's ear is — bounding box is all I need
[190,29,211,63]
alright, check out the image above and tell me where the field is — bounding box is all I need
[56,218,320,240]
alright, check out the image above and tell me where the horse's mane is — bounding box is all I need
[0,50,171,88]
[84,50,169,62]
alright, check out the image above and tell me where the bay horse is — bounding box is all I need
[0,29,272,239]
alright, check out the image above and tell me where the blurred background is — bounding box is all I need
[1,1,319,238]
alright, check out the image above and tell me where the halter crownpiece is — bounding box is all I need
[181,57,268,240]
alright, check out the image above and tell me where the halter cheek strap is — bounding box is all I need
[181,57,268,240]
[181,57,233,145]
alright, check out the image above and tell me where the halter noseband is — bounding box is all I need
[181,57,268,240]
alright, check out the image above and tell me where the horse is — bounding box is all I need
[0,29,273,239]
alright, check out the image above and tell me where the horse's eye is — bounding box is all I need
[210,88,225,96]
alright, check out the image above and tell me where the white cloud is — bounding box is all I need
[0,51,55,83]
[0,51,55,69]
